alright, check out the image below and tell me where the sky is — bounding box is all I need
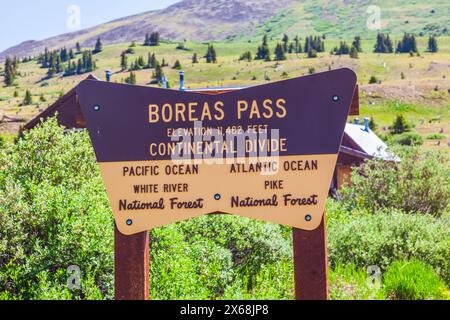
[0,0,180,52]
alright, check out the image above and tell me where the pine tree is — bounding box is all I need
[148,53,156,69]
[93,38,103,54]
[274,43,287,61]
[192,53,199,64]
[390,115,411,134]
[334,41,350,55]
[374,33,394,53]
[120,51,128,70]
[76,42,81,53]
[23,90,33,105]
[427,35,438,52]
[282,34,289,52]
[125,71,137,85]
[255,35,271,61]
[3,57,17,86]
[153,61,164,83]
[205,44,217,63]
[77,59,83,75]
[395,33,418,53]
[144,33,150,46]
[294,36,302,53]
[352,36,363,52]
[147,32,160,46]
[173,60,182,70]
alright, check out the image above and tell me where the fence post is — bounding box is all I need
[293,214,329,300]
[114,223,150,300]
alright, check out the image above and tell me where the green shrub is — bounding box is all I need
[427,133,446,140]
[0,118,294,300]
[178,214,292,292]
[383,260,449,300]
[369,76,378,84]
[327,209,450,284]
[341,147,449,216]
[390,114,411,134]
[0,118,114,300]
[391,132,423,146]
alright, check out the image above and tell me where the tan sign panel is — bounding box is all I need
[76,68,357,235]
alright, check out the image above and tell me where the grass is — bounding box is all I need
[383,260,449,300]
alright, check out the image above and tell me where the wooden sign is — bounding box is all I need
[76,68,356,235]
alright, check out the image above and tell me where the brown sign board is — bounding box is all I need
[76,68,357,235]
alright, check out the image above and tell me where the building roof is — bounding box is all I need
[343,123,396,161]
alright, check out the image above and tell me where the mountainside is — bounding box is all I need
[1,0,449,60]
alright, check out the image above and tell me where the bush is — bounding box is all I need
[369,76,378,84]
[327,208,450,284]
[0,118,114,300]
[427,133,446,140]
[390,132,423,146]
[0,118,294,300]
[341,147,449,216]
[390,114,411,134]
[383,260,448,300]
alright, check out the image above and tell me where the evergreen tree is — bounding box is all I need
[76,42,82,53]
[39,93,46,102]
[192,53,199,64]
[153,61,164,83]
[145,32,160,46]
[120,51,128,70]
[374,33,394,53]
[352,36,363,52]
[396,33,418,53]
[288,43,295,54]
[137,56,146,68]
[93,38,103,54]
[125,71,137,85]
[239,51,252,62]
[304,35,325,53]
[255,35,271,61]
[3,57,17,86]
[173,59,182,70]
[148,53,156,69]
[294,36,302,53]
[427,35,438,52]
[77,59,83,75]
[144,33,150,46]
[390,115,411,134]
[274,43,287,61]
[205,44,217,63]
[334,41,350,55]
[23,90,33,105]
[282,34,289,52]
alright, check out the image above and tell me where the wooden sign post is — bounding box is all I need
[76,68,357,300]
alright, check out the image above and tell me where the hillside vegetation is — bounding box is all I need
[1,35,449,150]
[1,0,449,60]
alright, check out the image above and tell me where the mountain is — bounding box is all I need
[1,0,449,60]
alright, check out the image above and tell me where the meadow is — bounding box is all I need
[0,36,449,148]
